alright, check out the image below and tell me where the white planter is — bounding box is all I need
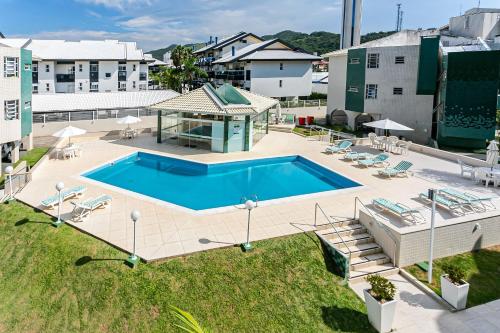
[363,289,397,333]
[440,274,469,310]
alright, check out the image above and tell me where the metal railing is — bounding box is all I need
[354,197,398,267]
[279,99,326,109]
[306,124,356,141]
[1,169,32,201]
[33,108,154,124]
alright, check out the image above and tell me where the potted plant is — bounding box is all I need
[440,263,469,310]
[363,274,397,333]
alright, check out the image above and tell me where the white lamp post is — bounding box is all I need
[52,182,65,227]
[4,166,14,201]
[126,209,141,268]
[241,198,257,252]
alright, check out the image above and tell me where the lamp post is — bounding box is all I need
[428,189,437,283]
[126,209,140,268]
[4,166,14,202]
[52,182,65,227]
[241,199,257,252]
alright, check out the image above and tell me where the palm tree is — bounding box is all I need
[182,56,208,91]
[170,305,206,333]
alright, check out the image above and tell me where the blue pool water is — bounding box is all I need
[83,152,361,210]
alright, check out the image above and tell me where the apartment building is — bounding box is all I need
[326,8,500,148]
[0,39,152,94]
[0,42,33,173]
[194,32,320,100]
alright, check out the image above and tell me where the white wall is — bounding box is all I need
[364,45,433,143]
[0,47,22,144]
[449,12,500,40]
[98,61,118,92]
[37,61,55,93]
[126,61,140,91]
[75,61,90,93]
[327,54,348,113]
[249,61,313,98]
[139,63,148,90]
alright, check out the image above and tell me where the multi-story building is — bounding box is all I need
[194,32,320,100]
[326,8,500,148]
[0,42,33,173]
[0,39,152,94]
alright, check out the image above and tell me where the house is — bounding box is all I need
[0,43,33,173]
[0,39,153,94]
[194,32,320,100]
[325,8,500,148]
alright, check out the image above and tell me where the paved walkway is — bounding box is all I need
[350,273,500,333]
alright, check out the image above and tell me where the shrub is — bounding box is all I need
[442,263,467,285]
[366,274,396,303]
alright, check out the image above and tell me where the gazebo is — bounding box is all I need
[150,84,278,153]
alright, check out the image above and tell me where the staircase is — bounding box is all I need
[315,218,399,283]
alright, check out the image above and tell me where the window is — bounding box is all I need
[4,100,19,120]
[139,72,147,81]
[348,86,359,93]
[395,56,405,64]
[45,83,50,92]
[132,64,136,71]
[133,81,136,89]
[90,82,99,92]
[90,63,98,72]
[79,82,83,91]
[279,63,283,70]
[105,73,111,78]
[24,101,31,109]
[32,63,38,72]
[245,70,251,80]
[139,83,147,91]
[119,65,127,71]
[393,87,403,95]
[24,64,31,71]
[45,64,50,72]
[367,53,379,68]
[349,58,360,64]
[3,57,19,77]
[279,80,283,88]
[32,85,38,94]
[365,84,378,99]
[118,82,126,91]
[79,64,83,72]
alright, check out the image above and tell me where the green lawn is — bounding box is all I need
[405,246,500,308]
[1,147,50,186]
[0,201,374,333]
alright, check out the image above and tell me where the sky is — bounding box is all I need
[0,0,498,51]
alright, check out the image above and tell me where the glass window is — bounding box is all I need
[4,100,19,120]
[4,57,19,77]
[79,64,83,72]
[365,84,378,99]
[24,101,31,109]
[349,58,360,64]
[90,82,99,92]
[279,63,283,70]
[348,86,358,93]
[45,64,50,72]
[367,53,379,68]
[45,83,50,91]
[279,80,283,88]
[24,64,31,71]
[252,111,268,145]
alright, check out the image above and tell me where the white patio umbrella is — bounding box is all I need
[117,115,142,129]
[486,140,499,170]
[363,118,414,136]
[52,126,87,145]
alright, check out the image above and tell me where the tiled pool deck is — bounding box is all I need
[17,131,500,261]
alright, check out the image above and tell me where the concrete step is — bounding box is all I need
[349,264,399,283]
[316,224,366,238]
[315,219,359,230]
[350,253,391,270]
[337,242,382,258]
[328,233,374,247]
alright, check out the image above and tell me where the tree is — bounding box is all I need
[181,56,207,91]
[171,45,192,69]
[149,67,182,92]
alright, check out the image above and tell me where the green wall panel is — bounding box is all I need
[20,48,32,138]
[345,48,366,113]
[416,36,440,95]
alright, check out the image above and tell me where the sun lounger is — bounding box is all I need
[372,198,425,224]
[418,192,468,215]
[343,152,375,161]
[71,194,112,221]
[357,153,390,168]
[439,188,495,211]
[325,140,352,154]
[40,185,86,209]
[377,161,413,177]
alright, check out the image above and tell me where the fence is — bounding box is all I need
[1,168,31,201]
[279,99,326,109]
[33,108,154,124]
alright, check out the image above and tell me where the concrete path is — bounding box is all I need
[350,273,500,332]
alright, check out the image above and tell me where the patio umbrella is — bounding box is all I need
[363,118,414,136]
[486,140,499,171]
[52,126,87,145]
[117,115,142,129]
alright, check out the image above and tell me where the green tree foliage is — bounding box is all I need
[366,274,396,302]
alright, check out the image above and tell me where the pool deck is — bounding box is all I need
[17,131,500,261]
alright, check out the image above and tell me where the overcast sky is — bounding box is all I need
[0,0,497,50]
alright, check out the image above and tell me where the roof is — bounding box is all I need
[32,90,179,113]
[194,32,248,54]
[213,39,277,63]
[0,39,150,61]
[151,84,278,115]
[464,8,500,15]
[240,49,320,61]
[144,54,168,66]
[312,72,328,83]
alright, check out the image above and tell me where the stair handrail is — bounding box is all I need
[354,197,398,268]
[314,203,352,264]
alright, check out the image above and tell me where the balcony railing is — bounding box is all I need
[118,71,127,82]
[214,70,244,81]
[56,74,75,83]
[139,73,147,81]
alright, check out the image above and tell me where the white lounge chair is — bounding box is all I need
[71,195,112,221]
[325,140,353,154]
[40,185,86,209]
[439,188,495,211]
[372,198,425,224]
[377,161,413,178]
[457,159,475,179]
[343,151,374,161]
[418,192,468,216]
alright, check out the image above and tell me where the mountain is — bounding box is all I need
[147,30,397,60]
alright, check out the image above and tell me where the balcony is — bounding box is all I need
[214,70,245,81]
[139,73,147,81]
[56,74,75,83]
[90,72,99,82]
[197,56,215,66]
[32,72,38,83]
[118,71,127,82]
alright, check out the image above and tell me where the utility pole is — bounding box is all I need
[396,4,402,32]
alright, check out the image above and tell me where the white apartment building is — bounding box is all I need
[0,39,152,94]
[194,32,320,100]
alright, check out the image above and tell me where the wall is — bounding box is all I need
[327,54,348,114]
[37,61,55,93]
[20,48,32,138]
[449,12,500,40]
[126,61,140,91]
[363,45,434,144]
[345,48,366,113]
[98,61,118,92]
[75,61,90,93]
[226,120,245,152]
[249,60,312,98]
[0,47,22,144]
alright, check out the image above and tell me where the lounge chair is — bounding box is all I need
[418,192,467,216]
[457,159,475,179]
[377,161,413,178]
[357,153,390,168]
[40,185,86,209]
[343,151,374,161]
[325,140,352,154]
[439,188,495,211]
[372,198,425,224]
[71,194,112,221]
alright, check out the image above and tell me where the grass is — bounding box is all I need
[0,201,374,333]
[405,246,500,308]
[1,147,50,186]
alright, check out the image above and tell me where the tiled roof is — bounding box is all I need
[151,84,278,115]
[212,39,277,64]
[194,32,247,54]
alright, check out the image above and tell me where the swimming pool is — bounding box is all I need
[83,152,361,211]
